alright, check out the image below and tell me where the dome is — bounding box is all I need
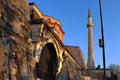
[42,15,64,42]
[42,15,61,27]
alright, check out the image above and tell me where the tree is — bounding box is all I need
[108,64,120,80]
[109,64,120,74]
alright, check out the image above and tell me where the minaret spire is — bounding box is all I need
[87,8,95,69]
[88,8,91,18]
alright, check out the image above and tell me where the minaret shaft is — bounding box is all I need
[87,27,95,69]
[87,9,95,69]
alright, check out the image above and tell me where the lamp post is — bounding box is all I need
[98,0,106,80]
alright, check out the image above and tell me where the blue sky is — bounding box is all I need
[29,0,120,68]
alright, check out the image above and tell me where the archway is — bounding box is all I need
[35,43,59,80]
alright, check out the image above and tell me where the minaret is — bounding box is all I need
[87,8,95,69]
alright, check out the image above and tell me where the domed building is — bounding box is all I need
[0,0,112,80]
[42,15,64,42]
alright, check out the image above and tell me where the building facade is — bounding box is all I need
[0,0,116,80]
[0,0,87,80]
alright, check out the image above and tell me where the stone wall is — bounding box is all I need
[57,52,84,80]
[0,0,87,80]
[0,0,34,79]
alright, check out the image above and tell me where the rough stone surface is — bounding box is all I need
[57,57,84,80]
[0,0,33,79]
[0,0,87,80]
